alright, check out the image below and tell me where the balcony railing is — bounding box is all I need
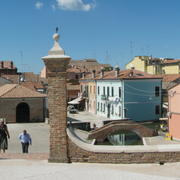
[101,95,107,101]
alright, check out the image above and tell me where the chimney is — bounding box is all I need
[1,61,4,69]
[92,70,96,78]
[129,69,134,77]
[11,61,13,69]
[100,67,104,78]
[114,65,120,77]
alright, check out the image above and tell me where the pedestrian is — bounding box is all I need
[0,120,10,153]
[19,130,32,153]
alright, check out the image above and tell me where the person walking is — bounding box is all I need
[19,130,32,153]
[0,120,10,153]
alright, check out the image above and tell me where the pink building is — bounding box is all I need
[168,84,180,140]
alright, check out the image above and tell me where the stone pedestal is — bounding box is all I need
[42,31,71,163]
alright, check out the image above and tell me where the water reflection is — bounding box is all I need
[96,130,143,145]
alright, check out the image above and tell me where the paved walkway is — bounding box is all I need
[6,123,49,153]
[0,160,179,180]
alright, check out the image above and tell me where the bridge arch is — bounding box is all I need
[88,121,156,143]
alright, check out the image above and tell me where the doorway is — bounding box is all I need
[16,102,30,123]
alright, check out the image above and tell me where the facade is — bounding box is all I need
[168,84,180,140]
[0,84,46,123]
[70,59,112,73]
[95,69,162,122]
[67,83,80,102]
[80,71,97,113]
[126,56,180,75]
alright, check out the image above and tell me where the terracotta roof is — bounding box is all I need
[161,74,180,82]
[94,69,162,80]
[163,59,180,64]
[1,75,19,83]
[20,81,44,91]
[0,84,46,98]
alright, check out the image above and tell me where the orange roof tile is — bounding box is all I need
[161,74,180,82]
[163,59,180,64]
[20,81,44,91]
[94,70,162,80]
[0,84,46,98]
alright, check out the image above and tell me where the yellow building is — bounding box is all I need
[126,56,180,75]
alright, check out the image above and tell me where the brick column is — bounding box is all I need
[42,31,71,163]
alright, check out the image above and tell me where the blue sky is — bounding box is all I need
[1,0,180,73]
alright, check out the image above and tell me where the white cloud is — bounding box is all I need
[56,0,96,11]
[35,2,44,9]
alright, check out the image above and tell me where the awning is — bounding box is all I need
[68,96,83,105]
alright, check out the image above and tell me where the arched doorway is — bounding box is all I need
[16,103,30,123]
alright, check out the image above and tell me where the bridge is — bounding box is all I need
[88,120,157,142]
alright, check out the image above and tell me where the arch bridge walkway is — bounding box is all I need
[88,120,157,142]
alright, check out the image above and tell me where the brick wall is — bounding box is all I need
[68,137,180,164]
[0,98,45,123]
[47,72,69,163]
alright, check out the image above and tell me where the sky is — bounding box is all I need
[1,0,180,73]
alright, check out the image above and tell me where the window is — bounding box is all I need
[75,75,79,79]
[107,87,110,97]
[119,106,121,116]
[103,104,105,112]
[101,103,103,112]
[90,86,92,94]
[111,87,114,97]
[119,87,121,98]
[111,105,114,115]
[97,102,99,111]
[155,105,160,115]
[155,86,160,97]
[98,86,100,95]
[103,86,105,96]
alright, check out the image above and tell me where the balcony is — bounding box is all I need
[101,95,107,101]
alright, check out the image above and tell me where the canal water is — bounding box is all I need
[95,121,160,146]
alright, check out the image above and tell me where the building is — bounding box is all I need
[80,70,97,113]
[70,59,112,73]
[126,56,180,75]
[95,68,162,122]
[0,61,18,75]
[0,84,46,123]
[40,58,112,79]
[168,84,180,140]
[0,77,12,86]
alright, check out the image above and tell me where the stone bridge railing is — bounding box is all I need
[67,127,180,163]
[88,121,157,142]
